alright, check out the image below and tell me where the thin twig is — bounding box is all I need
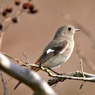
[2,52,40,68]
[5,77,13,84]
[0,70,8,95]
[2,52,28,65]
[2,8,24,31]
[23,52,30,64]
[80,58,85,77]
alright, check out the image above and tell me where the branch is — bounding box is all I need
[21,59,95,86]
[48,71,95,86]
[0,53,58,95]
[3,52,95,86]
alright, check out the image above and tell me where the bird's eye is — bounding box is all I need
[67,27,71,31]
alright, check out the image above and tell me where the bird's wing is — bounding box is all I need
[35,40,68,65]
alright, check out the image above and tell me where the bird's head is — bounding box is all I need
[54,25,80,40]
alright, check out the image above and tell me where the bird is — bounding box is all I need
[14,24,80,90]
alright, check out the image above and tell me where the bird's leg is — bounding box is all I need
[47,68,64,75]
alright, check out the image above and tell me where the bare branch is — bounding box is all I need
[48,71,95,86]
[3,52,95,87]
[0,53,58,95]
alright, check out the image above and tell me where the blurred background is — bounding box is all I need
[1,0,95,95]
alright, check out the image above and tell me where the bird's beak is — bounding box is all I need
[75,28,80,32]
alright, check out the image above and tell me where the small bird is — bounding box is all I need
[32,24,79,71]
[14,24,79,89]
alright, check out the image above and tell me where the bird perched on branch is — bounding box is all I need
[14,24,80,89]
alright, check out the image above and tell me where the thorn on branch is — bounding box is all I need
[79,82,84,90]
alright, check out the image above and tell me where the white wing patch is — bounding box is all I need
[46,49,54,54]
